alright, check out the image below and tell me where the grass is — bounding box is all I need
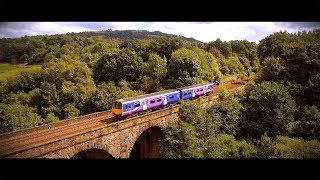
[0,63,42,82]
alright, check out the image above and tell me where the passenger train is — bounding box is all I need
[112,82,214,119]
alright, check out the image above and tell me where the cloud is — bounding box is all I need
[0,22,319,43]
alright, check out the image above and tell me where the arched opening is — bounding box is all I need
[72,148,114,159]
[129,126,163,159]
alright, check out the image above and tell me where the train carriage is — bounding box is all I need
[112,82,214,118]
[112,89,179,117]
[178,82,214,100]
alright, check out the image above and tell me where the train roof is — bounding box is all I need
[116,89,179,103]
[178,82,214,91]
[115,82,214,103]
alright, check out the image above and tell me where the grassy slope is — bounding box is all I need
[0,64,42,82]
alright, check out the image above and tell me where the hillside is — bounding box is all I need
[76,30,200,42]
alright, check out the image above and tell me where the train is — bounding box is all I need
[112,82,214,119]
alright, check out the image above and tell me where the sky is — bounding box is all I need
[0,22,319,43]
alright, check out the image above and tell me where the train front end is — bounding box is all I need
[112,101,123,116]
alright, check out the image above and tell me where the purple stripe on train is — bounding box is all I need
[147,96,164,109]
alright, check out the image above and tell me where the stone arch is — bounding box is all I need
[70,142,114,159]
[128,125,163,158]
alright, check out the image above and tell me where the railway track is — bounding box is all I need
[0,80,248,158]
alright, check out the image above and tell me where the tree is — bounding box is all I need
[272,136,320,158]
[42,113,59,124]
[207,95,242,136]
[206,38,232,58]
[43,55,96,110]
[93,48,144,84]
[136,76,159,93]
[192,47,223,84]
[220,54,245,75]
[295,106,320,140]
[256,56,287,83]
[63,103,80,119]
[0,103,41,133]
[161,121,203,158]
[167,48,203,88]
[119,39,150,61]
[179,102,215,140]
[145,53,167,81]
[205,134,257,158]
[148,37,185,60]
[240,82,298,140]
[257,30,320,107]
[256,133,275,158]
[84,82,121,113]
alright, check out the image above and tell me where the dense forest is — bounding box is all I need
[0,29,319,158]
[161,29,320,158]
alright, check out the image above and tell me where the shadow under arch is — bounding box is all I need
[129,126,163,159]
[72,148,114,159]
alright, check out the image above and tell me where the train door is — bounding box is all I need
[192,89,196,98]
[204,86,207,94]
[143,99,148,111]
[163,95,167,105]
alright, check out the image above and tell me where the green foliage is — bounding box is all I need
[118,80,131,91]
[0,64,41,82]
[63,103,80,119]
[0,103,41,133]
[256,56,287,83]
[161,121,203,158]
[119,40,150,61]
[272,136,320,158]
[42,113,59,124]
[148,37,185,60]
[81,40,119,64]
[295,106,320,140]
[162,102,257,158]
[136,76,159,93]
[206,38,232,58]
[207,95,242,136]
[192,47,223,84]
[218,84,229,99]
[257,29,320,107]
[84,82,121,113]
[221,54,245,75]
[240,82,298,140]
[179,102,215,140]
[83,82,143,114]
[167,48,203,88]
[93,48,144,84]
[206,134,257,158]
[256,133,275,158]
[43,55,96,110]
[230,40,259,72]
[145,53,167,81]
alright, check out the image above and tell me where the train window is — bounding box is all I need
[134,102,140,107]
[150,99,155,104]
[188,91,191,94]
[169,94,174,99]
[196,89,199,92]
[200,88,203,91]
[113,102,121,109]
[157,98,161,102]
[184,92,187,95]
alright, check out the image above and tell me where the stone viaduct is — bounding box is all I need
[2,94,221,159]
